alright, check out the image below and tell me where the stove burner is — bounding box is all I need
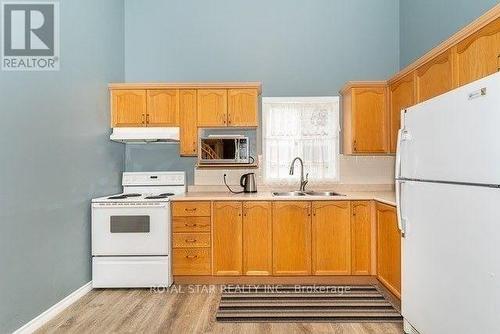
[144,192,175,199]
[107,193,142,200]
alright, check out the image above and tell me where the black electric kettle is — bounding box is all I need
[240,173,257,193]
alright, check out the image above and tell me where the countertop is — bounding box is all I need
[171,191,396,206]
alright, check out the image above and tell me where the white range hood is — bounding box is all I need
[110,127,180,143]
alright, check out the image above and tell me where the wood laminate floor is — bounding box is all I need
[37,285,403,334]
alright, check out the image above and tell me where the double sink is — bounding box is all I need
[272,191,344,197]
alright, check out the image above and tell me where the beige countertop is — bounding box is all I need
[171,191,396,206]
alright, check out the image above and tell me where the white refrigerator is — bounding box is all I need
[396,72,500,334]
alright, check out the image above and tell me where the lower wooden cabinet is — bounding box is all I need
[272,201,312,275]
[213,201,243,275]
[351,201,372,275]
[173,248,211,275]
[172,201,212,276]
[376,202,401,298]
[172,199,401,281]
[312,201,351,275]
[242,202,272,276]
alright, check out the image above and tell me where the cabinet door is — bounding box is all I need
[389,73,415,153]
[351,201,372,275]
[376,203,401,298]
[272,201,311,275]
[213,201,242,275]
[197,89,227,126]
[111,90,147,127]
[416,49,454,103]
[352,87,388,153]
[312,201,351,275]
[179,90,198,156]
[146,89,179,126]
[227,89,258,127]
[242,202,272,275]
[455,18,500,87]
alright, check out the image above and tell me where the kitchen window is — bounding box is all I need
[262,96,340,185]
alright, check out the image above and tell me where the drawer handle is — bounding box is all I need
[184,223,197,227]
[185,208,197,212]
[185,239,197,243]
[186,255,198,259]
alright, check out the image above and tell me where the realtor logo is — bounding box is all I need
[1,1,59,71]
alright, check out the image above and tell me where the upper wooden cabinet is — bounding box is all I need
[455,17,500,87]
[111,90,147,127]
[197,88,259,127]
[341,82,389,154]
[415,49,454,103]
[351,201,373,275]
[312,201,351,275]
[376,202,401,298]
[213,201,243,276]
[179,90,198,156]
[227,89,259,127]
[146,90,179,126]
[272,201,312,276]
[109,82,261,129]
[197,89,228,127]
[242,202,272,276]
[389,73,415,153]
[341,8,500,153]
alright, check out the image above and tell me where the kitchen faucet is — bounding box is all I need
[289,157,308,191]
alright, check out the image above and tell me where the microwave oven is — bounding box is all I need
[198,135,250,164]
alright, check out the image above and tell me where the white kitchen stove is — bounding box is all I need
[91,171,185,288]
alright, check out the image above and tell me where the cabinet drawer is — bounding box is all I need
[173,248,211,275]
[173,233,210,248]
[173,217,211,233]
[172,201,211,217]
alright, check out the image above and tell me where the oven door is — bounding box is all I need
[91,202,170,255]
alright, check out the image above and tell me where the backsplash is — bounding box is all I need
[193,155,395,189]
[125,144,197,184]
[125,143,394,189]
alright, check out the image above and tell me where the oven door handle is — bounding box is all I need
[92,203,168,209]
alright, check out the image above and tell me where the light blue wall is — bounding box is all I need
[125,0,399,95]
[400,0,500,68]
[124,0,400,180]
[0,1,125,332]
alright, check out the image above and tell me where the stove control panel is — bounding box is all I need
[122,172,185,187]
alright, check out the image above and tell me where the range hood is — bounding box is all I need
[110,127,180,143]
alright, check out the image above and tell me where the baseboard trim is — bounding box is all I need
[13,281,92,334]
[173,275,378,285]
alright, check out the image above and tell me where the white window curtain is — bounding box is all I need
[262,97,340,186]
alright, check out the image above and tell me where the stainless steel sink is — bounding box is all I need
[304,191,344,196]
[272,191,307,197]
[272,191,344,197]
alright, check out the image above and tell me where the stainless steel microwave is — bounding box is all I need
[198,135,249,164]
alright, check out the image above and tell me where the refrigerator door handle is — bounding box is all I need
[395,129,402,179]
[396,179,406,237]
